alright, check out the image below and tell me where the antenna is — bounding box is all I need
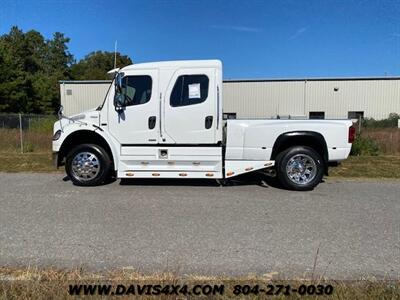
[114,40,117,69]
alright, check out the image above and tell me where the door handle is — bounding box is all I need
[148,116,156,129]
[205,116,213,129]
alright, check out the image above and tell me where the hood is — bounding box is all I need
[68,107,99,121]
[54,108,100,133]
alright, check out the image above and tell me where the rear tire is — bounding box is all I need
[65,144,112,186]
[276,146,324,191]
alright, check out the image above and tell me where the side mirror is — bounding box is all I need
[115,72,124,93]
[114,72,125,112]
[114,94,125,112]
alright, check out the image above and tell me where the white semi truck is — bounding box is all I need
[52,60,355,190]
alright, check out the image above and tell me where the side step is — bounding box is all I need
[224,160,275,178]
[118,170,223,179]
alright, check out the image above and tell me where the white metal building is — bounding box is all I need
[60,77,400,120]
[59,80,111,116]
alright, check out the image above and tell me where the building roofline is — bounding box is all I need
[59,80,112,84]
[224,76,400,82]
[59,76,400,85]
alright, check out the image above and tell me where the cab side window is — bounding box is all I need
[170,75,209,107]
[120,75,152,106]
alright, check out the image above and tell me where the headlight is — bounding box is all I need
[52,130,62,141]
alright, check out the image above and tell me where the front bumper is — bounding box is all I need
[52,152,59,168]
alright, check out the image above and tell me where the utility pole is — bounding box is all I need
[19,113,23,153]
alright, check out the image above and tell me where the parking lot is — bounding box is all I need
[0,173,399,279]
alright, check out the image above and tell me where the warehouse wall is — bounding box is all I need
[60,78,400,119]
[224,78,400,120]
[223,81,306,118]
[304,79,400,120]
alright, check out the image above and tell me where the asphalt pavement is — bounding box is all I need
[0,172,399,279]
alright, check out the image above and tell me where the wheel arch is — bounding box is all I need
[271,131,328,174]
[57,130,117,170]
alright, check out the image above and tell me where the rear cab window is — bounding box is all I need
[170,75,209,107]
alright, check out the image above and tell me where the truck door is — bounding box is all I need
[163,68,216,144]
[108,69,159,144]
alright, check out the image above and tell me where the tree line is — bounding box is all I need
[0,26,132,114]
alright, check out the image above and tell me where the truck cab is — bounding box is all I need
[53,60,354,190]
[108,60,223,145]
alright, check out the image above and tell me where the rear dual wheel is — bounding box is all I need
[65,144,112,186]
[276,146,324,191]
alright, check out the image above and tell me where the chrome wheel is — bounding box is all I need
[71,152,100,181]
[286,154,317,185]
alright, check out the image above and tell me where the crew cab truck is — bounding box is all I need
[53,60,354,191]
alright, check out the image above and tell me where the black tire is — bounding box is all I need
[276,146,324,191]
[65,144,112,186]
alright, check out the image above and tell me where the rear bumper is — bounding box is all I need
[328,147,352,162]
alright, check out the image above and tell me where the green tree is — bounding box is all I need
[70,51,132,80]
[0,26,74,114]
[46,32,74,77]
[0,26,30,113]
[0,26,133,114]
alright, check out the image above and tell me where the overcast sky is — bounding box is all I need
[1,0,399,79]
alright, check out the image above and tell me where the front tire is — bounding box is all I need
[276,146,324,191]
[65,144,112,186]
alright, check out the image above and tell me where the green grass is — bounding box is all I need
[0,152,59,173]
[0,128,52,153]
[330,156,400,179]
[0,267,398,300]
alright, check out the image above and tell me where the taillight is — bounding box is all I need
[348,126,356,143]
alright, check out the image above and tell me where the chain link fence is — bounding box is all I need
[0,114,56,153]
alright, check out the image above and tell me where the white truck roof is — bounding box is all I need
[121,59,222,71]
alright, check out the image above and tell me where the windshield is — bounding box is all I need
[96,72,118,110]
